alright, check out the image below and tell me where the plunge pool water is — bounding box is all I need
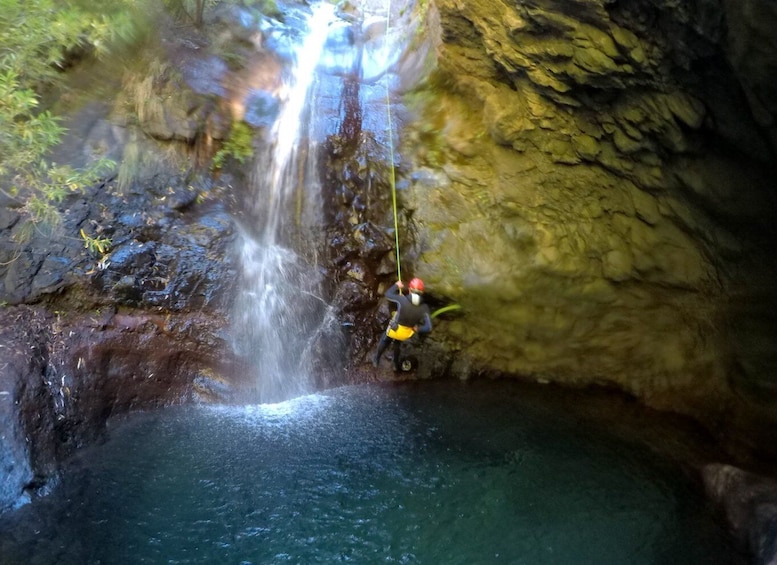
[0,380,738,564]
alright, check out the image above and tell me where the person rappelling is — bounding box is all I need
[371,278,432,371]
[369,6,438,373]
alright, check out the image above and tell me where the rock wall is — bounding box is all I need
[0,304,243,513]
[703,463,777,563]
[0,309,54,513]
[0,76,241,511]
[386,0,777,453]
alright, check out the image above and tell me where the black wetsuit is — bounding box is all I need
[373,282,432,370]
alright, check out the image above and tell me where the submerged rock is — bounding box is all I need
[703,464,777,564]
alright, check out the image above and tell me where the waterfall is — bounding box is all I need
[232,3,342,403]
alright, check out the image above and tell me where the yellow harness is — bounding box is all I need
[386,324,415,341]
[385,311,415,341]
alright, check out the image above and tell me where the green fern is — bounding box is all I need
[212,121,254,170]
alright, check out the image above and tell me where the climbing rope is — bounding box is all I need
[382,1,462,319]
[385,0,401,282]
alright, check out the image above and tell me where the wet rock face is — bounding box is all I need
[0,309,54,514]
[0,101,240,512]
[0,306,240,512]
[0,172,237,310]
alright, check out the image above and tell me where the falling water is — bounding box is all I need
[232,3,342,403]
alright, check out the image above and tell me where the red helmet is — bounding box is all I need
[408,278,424,293]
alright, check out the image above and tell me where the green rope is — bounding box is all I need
[431,304,462,319]
[385,0,401,282]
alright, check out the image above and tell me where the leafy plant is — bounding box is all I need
[211,121,254,170]
[80,228,112,255]
[0,0,135,241]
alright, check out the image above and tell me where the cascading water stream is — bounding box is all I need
[232,4,342,403]
[258,4,334,244]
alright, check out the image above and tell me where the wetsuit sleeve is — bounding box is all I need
[384,283,401,306]
[417,308,432,333]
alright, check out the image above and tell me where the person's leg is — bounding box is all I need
[392,339,402,371]
[372,331,392,366]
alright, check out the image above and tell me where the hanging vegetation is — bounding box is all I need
[0,0,140,240]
